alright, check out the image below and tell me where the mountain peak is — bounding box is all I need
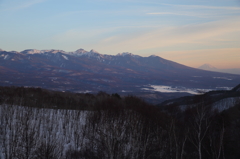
[21,49,42,54]
[198,63,217,70]
[48,50,66,54]
[0,49,4,52]
[20,49,66,54]
[89,49,99,54]
[117,52,132,56]
[74,49,87,54]
[149,55,158,57]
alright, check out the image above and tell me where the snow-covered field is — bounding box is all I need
[142,85,232,95]
[176,97,240,112]
[212,97,240,112]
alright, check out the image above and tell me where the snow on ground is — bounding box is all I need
[0,105,89,158]
[142,85,212,95]
[213,77,232,80]
[212,97,240,112]
[142,85,233,95]
[177,97,240,112]
[62,55,69,60]
[4,55,9,60]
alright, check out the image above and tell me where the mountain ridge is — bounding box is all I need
[1,48,240,103]
[159,83,240,112]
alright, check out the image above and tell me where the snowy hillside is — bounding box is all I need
[0,86,240,158]
[0,102,169,159]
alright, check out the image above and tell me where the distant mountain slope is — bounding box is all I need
[1,48,240,100]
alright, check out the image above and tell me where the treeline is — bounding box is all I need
[0,86,240,158]
[0,86,122,110]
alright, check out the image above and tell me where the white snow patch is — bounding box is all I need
[75,90,92,93]
[142,85,200,94]
[117,52,140,58]
[4,55,9,60]
[142,85,233,94]
[216,87,232,90]
[121,90,132,92]
[62,55,69,60]
[212,97,240,112]
[193,76,202,78]
[141,85,217,95]
[213,77,232,80]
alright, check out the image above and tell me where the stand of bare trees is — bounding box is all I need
[0,86,240,159]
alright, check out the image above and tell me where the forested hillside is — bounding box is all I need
[0,86,240,159]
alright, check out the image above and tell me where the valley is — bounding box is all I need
[1,48,240,103]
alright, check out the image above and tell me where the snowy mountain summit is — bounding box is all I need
[20,49,66,54]
[198,64,218,71]
[1,47,240,103]
[21,49,42,54]
[117,52,140,58]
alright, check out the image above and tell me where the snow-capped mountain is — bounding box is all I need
[198,64,218,71]
[1,48,240,103]
[198,64,240,75]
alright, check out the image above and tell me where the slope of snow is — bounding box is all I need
[3,55,9,60]
[65,49,104,59]
[212,97,240,112]
[62,55,69,60]
[0,104,88,158]
[0,104,164,158]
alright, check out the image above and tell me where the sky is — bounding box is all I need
[0,0,240,69]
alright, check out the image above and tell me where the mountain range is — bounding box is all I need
[1,48,240,103]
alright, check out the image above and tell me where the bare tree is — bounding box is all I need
[186,103,213,159]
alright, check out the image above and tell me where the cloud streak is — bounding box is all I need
[3,0,46,12]
[161,3,240,10]
[146,12,208,18]
[93,17,240,53]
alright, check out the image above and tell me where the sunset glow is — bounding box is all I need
[0,0,240,68]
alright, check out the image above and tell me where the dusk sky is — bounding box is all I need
[1,0,240,69]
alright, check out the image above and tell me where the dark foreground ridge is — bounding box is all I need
[159,83,240,111]
[0,85,240,158]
